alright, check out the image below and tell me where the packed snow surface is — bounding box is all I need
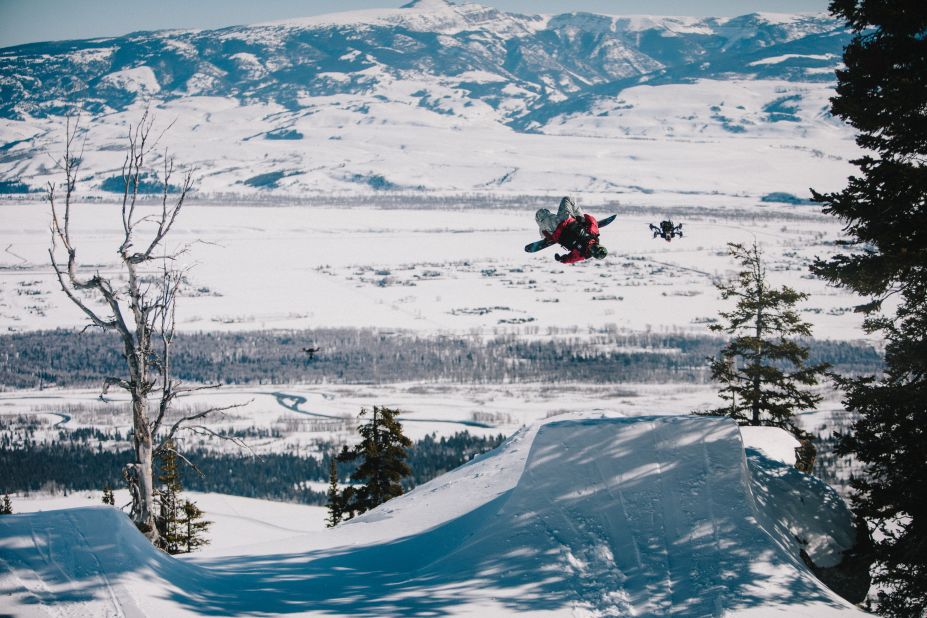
[741,425,802,465]
[11,491,329,555]
[0,416,865,616]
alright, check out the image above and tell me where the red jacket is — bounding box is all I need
[545,214,600,264]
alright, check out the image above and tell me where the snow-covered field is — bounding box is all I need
[1,200,869,341]
[0,415,867,616]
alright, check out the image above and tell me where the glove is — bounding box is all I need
[554,253,564,262]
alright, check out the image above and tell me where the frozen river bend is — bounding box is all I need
[0,416,867,616]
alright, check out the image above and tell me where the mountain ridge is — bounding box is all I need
[0,3,847,123]
[0,2,856,199]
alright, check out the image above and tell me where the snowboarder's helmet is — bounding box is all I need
[592,245,608,260]
[535,208,550,223]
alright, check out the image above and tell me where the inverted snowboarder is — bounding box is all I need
[650,220,683,242]
[526,197,611,264]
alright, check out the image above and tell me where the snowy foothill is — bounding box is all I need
[0,85,858,199]
[0,415,866,616]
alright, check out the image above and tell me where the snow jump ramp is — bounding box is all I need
[0,416,867,617]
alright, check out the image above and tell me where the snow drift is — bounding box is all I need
[0,416,867,616]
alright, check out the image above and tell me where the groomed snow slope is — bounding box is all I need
[0,416,867,617]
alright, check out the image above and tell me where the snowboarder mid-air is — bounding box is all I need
[650,220,683,242]
[534,197,608,264]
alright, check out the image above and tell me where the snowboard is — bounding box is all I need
[524,214,617,253]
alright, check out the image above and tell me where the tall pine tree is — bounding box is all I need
[337,406,412,518]
[156,443,184,555]
[325,456,343,528]
[704,242,829,435]
[811,1,927,614]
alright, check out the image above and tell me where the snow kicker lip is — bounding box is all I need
[412,415,847,616]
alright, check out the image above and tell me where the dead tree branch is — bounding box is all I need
[45,111,241,546]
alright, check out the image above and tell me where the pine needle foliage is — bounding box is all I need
[704,242,829,434]
[102,484,115,506]
[0,494,12,515]
[325,456,343,528]
[154,442,210,554]
[178,500,211,554]
[810,1,927,614]
[337,406,412,519]
[156,443,184,555]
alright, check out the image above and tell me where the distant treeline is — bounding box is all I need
[0,431,506,505]
[0,328,882,390]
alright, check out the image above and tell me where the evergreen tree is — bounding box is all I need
[0,494,12,514]
[102,484,115,506]
[704,242,829,434]
[178,500,211,553]
[336,406,412,518]
[156,443,184,555]
[811,2,927,614]
[325,456,343,528]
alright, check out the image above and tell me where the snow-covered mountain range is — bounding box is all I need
[0,0,847,124]
[0,0,855,199]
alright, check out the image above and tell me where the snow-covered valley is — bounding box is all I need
[0,201,870,340]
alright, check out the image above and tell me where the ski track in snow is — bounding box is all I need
[68,512,131,618]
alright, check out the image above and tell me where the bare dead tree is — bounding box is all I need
[46,111,240,545]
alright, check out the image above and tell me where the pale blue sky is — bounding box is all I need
[0,0,831,49]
